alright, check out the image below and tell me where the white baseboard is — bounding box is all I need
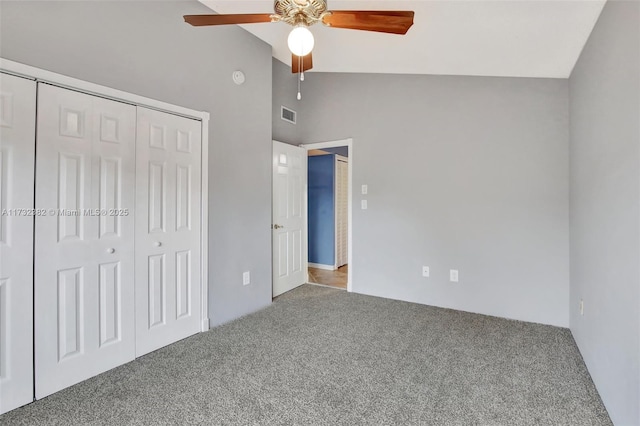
[308,262,337,271]
[201,318,210,331]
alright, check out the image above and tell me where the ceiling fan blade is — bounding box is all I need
[184,14,274,26]
[322,11,414,35]
[292,53,313,74]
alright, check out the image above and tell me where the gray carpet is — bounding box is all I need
[1,285,611,425]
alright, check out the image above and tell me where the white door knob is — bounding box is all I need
[154,241,162,247]
[107,248,115,254]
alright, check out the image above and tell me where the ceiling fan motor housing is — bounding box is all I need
[274,0,329,26]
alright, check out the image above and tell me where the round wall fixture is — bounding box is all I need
[232,70,246,85]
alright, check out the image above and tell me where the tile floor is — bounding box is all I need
[308,265,348,289]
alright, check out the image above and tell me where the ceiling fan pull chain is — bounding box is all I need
[297,54,303,100]
[299,54,305,82]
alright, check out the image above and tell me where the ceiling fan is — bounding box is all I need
[184,0,415,74]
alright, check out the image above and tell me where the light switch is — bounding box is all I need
[243,271,250,286]
[361,200,368,210]
[362,184,368,195]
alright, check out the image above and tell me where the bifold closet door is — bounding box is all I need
[335,156,348,268]
[135,107,202,357]
[35,84,136,398]
[0,73,36,414]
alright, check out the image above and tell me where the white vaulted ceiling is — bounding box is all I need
[199,0,606,78]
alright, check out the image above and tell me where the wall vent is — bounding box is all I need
[281,106,296,124]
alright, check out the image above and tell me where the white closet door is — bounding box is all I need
[0,73,36,414]
[335,156,348,268]
[35,84,136,398]
[135,107,201,357]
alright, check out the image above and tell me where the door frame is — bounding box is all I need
[301,138,353,292]
[0,58,211,331]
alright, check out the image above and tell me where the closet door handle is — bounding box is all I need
[107,248,115,254]
[154,241,162,247]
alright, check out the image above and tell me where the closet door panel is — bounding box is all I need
[91,96,136,357]
[335,157,348,268]
[35,84,136,399]
[0,73,36,415]
[135,107,201,357]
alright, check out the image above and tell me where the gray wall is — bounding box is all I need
[0,1,274,327]
[298,73,570,327]
[272,58,305,144]
[569,0,640,424]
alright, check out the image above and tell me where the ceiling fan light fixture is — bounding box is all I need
[184,2,415,75]
[287,25,314,56]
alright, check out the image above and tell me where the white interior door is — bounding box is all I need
[0,73,36,414]
[335,156,348,268]
[272,141,307,297]
[34,84,136,398]
[135,107,201,357]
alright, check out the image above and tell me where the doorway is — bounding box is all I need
[303,139,353,292]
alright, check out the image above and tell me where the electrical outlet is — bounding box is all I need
[449,269,459,283]
[362,184,368,195]
[361,200,368,210]
[243,271,251,286]
[422,266,430,277]
[580,299,584,316]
